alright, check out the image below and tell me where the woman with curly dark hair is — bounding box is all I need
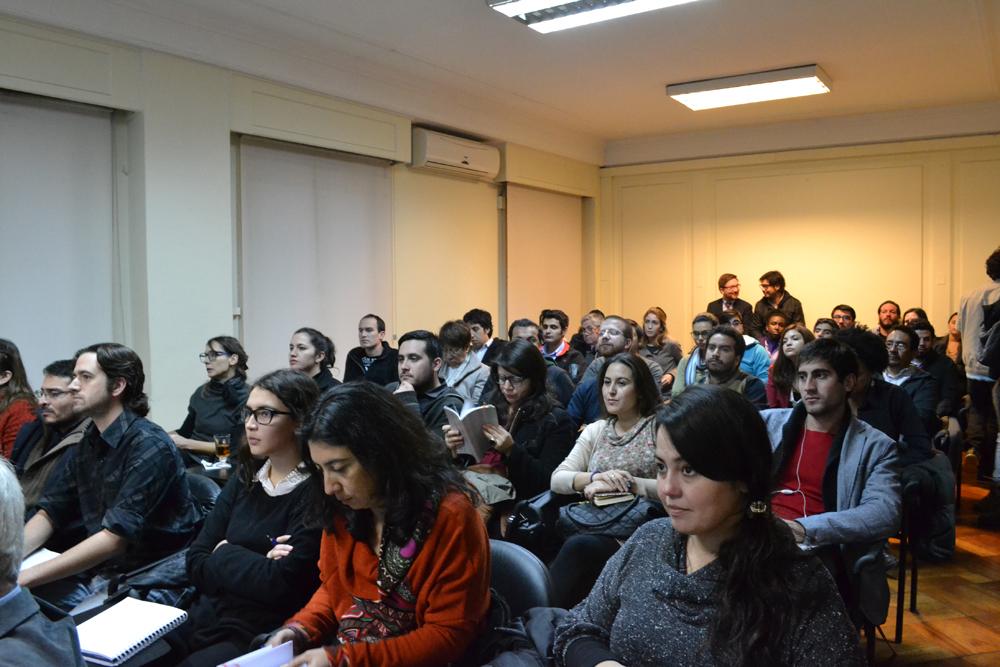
[554,385,862,666]
[266,382,490,667]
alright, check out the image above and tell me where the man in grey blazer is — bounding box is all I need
[761,338,901,626]
[0,459,84,665]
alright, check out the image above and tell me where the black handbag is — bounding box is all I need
[506,491,576,560]
[555,495,665,541]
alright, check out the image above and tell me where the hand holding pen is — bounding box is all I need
[266,534,293,560]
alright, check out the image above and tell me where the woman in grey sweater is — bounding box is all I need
[553,385,863,667]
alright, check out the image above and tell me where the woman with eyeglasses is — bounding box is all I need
[548,352,663,608]
[0,338,37,459]
[444,340,576,521]
[265,382,489,667]
[169,336,251,462]
[174,369,322,666]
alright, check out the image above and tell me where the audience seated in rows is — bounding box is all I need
[0,339,37,459]
[169,336,250,464]
[343,314,399,386]
[0,458,85,665]
[20,343,201,611]
[554,386,863,666]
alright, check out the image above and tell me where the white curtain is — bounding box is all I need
[239,138,393,380]
[0,92,114,383]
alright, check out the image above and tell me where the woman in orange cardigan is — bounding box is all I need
[267,382,490,667]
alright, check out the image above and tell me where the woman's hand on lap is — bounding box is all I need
[284,648,332,667]
[482,423,514,455]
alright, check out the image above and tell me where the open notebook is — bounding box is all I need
[76,596,188,666]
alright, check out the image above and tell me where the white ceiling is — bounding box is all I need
[3,0,1000,164]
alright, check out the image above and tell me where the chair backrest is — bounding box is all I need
[186,471,222,515]
[489,539,553,617]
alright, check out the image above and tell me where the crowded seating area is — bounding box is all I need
[2,248,999,666]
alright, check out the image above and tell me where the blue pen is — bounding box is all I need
[266,534,278,546]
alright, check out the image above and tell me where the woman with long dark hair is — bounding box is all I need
[766,324,816,408]
[266,382,490,667]
[554,385,862,666]
[0,339,36,459]
[170,335,251,462]
[289,327,339,392]
[548,352,662,608]
[176,369,322,666]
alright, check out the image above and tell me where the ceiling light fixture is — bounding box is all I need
[667,64,832,110]
[488,0,702,34]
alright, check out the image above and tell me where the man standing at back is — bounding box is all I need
[707,273,753,327]
[751,270,805,340]
[19,343,200,611]
[344,314,398,386]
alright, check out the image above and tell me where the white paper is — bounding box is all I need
[218,641,293,667]
[21,547,60,571]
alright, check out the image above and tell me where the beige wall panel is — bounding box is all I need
[506,184,583,328]
[392,168,499,336]
[619,180,692,335]
[713,165,924,330]
[954,157,1000,305]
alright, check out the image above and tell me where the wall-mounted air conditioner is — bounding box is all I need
[411,128,500,181]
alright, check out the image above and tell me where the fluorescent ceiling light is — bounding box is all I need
[667,65,832,110]
[488,0,702,34]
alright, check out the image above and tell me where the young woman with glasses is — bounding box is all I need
[444,339,576,527]
[169,336,250,462]
[173,369,322,666]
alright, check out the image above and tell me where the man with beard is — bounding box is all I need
[883,326,940,437]
[386,330,463,432]
[671,312,719,397]
[876,300,901,339]
[910,319,962,420]
[698,325,767,409]
[10,360,90,519]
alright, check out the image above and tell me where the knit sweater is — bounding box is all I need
[185,475,321,647]
[554,519,863,667]
[1,398,35,459]
[286,492,490,666]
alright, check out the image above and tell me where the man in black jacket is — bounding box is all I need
[343,313,398,386]
[750,270,805,340]
[883,325,940,438]
[911,319,962,420]
[706,273,753,327]
[386,330,463,432]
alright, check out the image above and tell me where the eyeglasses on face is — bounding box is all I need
[885,341,909,350]
[691,330,712,340]
[241,406,291,425]
[35,388,73,399]
[497,373,527,387]
[199,351,231,362]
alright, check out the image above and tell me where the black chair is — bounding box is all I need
[490,539,553,617]
[891,478,921,645]
[187,470,223,516]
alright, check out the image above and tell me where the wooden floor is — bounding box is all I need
[877,464,1000,665]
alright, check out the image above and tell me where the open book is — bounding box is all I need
[76,596,188,666]
[219,641,293,667]
[444,404,498,461]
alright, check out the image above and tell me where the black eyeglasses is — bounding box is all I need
[241,406,291,425]
[497,373,527,387]
[199,351,231,362]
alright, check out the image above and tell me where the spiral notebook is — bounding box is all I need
[76,596,188,666]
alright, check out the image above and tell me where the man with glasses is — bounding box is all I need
[750,270,805,340]
[671,312,719,398]
[19,343,199,611]
[707,273,753,330]
[570,310,605,369]
[831,305,857,329]
[10,360,90,519]
[883,326,940,437]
